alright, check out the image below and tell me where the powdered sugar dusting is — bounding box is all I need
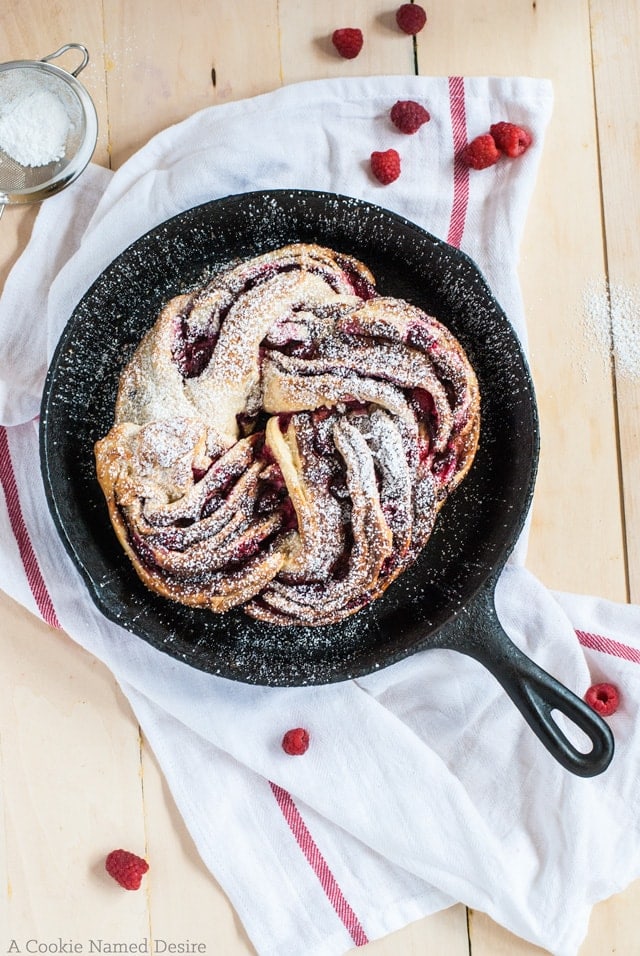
[582,278,640,380]
[95,241,479,629]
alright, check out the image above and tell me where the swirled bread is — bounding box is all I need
[95,243,480,626]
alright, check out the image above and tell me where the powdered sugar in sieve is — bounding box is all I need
[0,79,71,167]
[0,69,81,184]
[0,45,97,212]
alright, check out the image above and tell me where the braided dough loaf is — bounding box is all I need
[95,243,480,626]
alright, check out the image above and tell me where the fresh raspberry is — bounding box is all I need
[460,133,500,170]
[490,122,532,158]
[396,3,427,35]
[370,148,401,184]
[282,727,310,755]
[585,682,620,717]
[331,28,363,59]
[390,99,430,134]
[105,849,149,890]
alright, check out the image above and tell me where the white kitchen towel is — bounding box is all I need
[1,75,639,956]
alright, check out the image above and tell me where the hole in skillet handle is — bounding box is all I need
[431,576,614,777]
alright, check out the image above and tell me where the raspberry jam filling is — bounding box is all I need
[173,258,364,378]
[127,519,162,572]
[127,378,459,581]
[432,448,457,485]
[172,325,220,379]
[172,253,379,381]
[407,388,437,464]
[126,453,298,577]
[405,318,438,353]
[192,464,210,482]
[329,518,354,582]
[225,532,268,567]
[263,330,316,359]
[277,412,294,433]
[334,255,377,301]
[254,444,298,533]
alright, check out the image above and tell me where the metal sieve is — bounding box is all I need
[0,44,98,219]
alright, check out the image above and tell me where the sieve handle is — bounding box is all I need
[40,44,90,78]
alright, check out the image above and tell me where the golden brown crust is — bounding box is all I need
[94,243,480,625]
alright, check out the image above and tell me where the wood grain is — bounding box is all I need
[101,0,283,166]
[423,0,626,602]
[0,594,149,940]
[590,0,640,604]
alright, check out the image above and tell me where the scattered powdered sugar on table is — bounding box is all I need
[0,80,70,167]
[582,278,640,380]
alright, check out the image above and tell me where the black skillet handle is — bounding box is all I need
[433,580,615,777]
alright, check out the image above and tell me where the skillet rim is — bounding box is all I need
[39,188,540,685]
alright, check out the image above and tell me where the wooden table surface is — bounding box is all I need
[2,1,639,953]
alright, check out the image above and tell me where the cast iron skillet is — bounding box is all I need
[40,189,614,777]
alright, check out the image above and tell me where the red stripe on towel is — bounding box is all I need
[576,629,640,665]
[447,75,470,249]
[269,781,369,947]
[0,426,60,628]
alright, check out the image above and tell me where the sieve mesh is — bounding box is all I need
[0,64,89,195]
[0,149,27,191]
